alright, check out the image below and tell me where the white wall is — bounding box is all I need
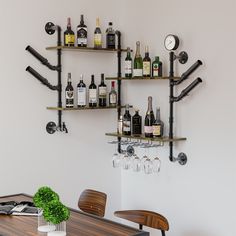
[1,0,236,236]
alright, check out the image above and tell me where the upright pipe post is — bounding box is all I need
[57,26,62,130]
[116,31,122,153]
[169,52,175,162]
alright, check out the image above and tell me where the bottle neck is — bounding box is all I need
[67,18,71,29]
[80,15,84,25]
[67,73,71,83]
[91,76,94,84]
[155,56,159,62]
[145,46,149,57]
[135,42,141,57]
[101,74,104,84]
[111,82,115,90]
[156,108,161,120]
[147,97,153,112]
[96,18,100,27]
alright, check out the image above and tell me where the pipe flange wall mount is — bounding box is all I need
[45,22,55,35]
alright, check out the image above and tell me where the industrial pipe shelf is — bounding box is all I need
[46,46,130,52]
[105,76,180,80]
[47,105,131,111]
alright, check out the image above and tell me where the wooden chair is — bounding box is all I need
[78,189,107,217]
[114,210,169,236]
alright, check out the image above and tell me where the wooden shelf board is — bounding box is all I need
[105,132,187,142]
[105,76,180,80]
[46,46,130,52]
[47,106,130,111]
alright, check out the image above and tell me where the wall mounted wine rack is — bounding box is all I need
[25,22,203,166]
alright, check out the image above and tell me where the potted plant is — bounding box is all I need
[33,186,70,235]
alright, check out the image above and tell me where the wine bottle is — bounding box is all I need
[152,107,164,137]
[77,14,87,47]
[98,73,107,107]
[125,47,132,78]
[64,17,75,47]
[89,75,97,107]
[106,22,116,49]
[77,74,86,107]
[65,73,74,108]
[144,96,155,137]
[132,109,142,136]
[152,56,163,77]
[109,81,117,107]
[94,18,102,48]
[143,46,151,77]
[117,115,123,134]
[123,104,131,135]
[133,41,143,77]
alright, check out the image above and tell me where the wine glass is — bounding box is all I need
[152,156,161,173]
[144,156,153,174]
[112,152,122,168]
[122,153,132,170]
[132,154,141,172]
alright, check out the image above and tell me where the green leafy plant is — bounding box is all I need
[33,186,59,209]
[43,200,70,225]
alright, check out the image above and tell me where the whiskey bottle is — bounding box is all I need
[65,73,74,108]
[152,56,163,77]
[125,47,132,78]
[143,46,151,77]
[64,17,75,46]
[133,41,143,77]
[77,74,86,107]
[94,18,102,48]
[77,14,87,47]
[152,107,164,137]
[132,110,142,136]
[106,22,116,49]
[123,104,131,135]
[109,81,117,107]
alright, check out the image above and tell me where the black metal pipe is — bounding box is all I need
[56,26,62,130]
[172,77,202,102]
[26,66,58,91]
[169,52,175,162]
[116,30,122,153]
[174,60,202,85]
[25,45,59,71]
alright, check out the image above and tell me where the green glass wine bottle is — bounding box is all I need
[133,41,143,77]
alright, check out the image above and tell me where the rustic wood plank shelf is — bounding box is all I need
[46,46,130,52]
[105,76,180,80]
[47,105,130,111]
[105,132,187,142]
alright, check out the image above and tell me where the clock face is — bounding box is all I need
[164,34,179,51]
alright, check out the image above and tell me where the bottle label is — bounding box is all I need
[125,61,132,74]
[107,34,116,47]
[110,94,117,104]
[77,87,86,106]
[66,91,74,107]
[153,125,161,136]
[123,121,131,132]
[89,89,97,103]
[65,34,75,45]
[99,86,107,98]
[66,91,74,99]
[77,28,87,45]
[144,126,153,134]
[133,69,143,77]
[153,64,160,76]
[143,62,151,76]
[94,33,102,46]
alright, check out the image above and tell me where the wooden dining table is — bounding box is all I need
[0,193,149,236]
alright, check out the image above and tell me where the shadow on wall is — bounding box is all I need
[182,231,220,236]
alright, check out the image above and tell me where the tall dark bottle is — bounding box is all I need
[144,96,155,137]
[65,73,74,108]
[133,41,143,77]
[152,108,164,137]
[98,73,107,107]
[132,110,142,136]
[77,14,87,47]
[106,22,116,49]
[77,74,86,107]
[125,47,132,78]
[143,46,151,77]
[123,104,131,135]
[64,17,75,46]
[89,75,97,107]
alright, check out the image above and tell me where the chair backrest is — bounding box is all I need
[78,189,107,217]
[114,210,169,235]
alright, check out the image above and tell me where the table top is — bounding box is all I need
[0,193,149,236]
